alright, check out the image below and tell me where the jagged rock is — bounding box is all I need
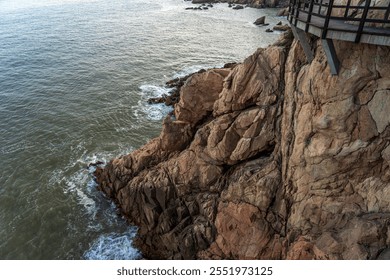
[276,7,289,17]
[253,16,266,25]
[273,24,290,31]
[213,39,287,116]
[232,5,244,9]
[95,30,390,260]
[175,69,230,125]
[223,62,238,69]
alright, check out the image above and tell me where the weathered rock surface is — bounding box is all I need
[254,16,266,25]
[95,30,390,259]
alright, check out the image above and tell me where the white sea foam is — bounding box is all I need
[132,84,173,121]
[53,146,133,231]
[83,229,141,260]
[139,84,170,98]
[133,101,172,121]
[64,169,98,219]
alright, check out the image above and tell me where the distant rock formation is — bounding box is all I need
[95,30,390,259]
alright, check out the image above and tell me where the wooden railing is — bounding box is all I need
[288,0,390,43]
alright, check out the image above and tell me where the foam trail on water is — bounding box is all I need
[83,228,141,260]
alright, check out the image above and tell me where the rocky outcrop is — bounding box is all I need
[95,30,390,259]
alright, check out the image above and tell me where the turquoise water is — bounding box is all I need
[0,0,285,259]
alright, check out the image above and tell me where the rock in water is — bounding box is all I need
[273,24,290,31]
[253,16,266,25]
[95,30,390,260]
[232,5,244,9]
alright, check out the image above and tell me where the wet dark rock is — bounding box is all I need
[223,62,238,69]
[147,69,207,107]
[88,161,105,167]
[273,24,290,31]
[232,5,244,9]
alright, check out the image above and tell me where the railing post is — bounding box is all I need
[306,0,315,32]
[294,0,301,26]
[291,25,315,62]
[344,0,352,18]
[288,0,293,23]
[322,0,334,39]
[318,0,324,15]
[384,3,390,21]
[355,0,372,43]
[322,39,340,75]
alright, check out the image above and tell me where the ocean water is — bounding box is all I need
[0,0,286,259]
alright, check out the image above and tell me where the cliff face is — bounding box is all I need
[95,31,390,259]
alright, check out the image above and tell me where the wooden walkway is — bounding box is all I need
[294,11,390,46]
[288,0,390,74]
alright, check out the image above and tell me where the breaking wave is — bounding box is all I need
[83,228,141,260]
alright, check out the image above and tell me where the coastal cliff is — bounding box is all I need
[95,30,390,259]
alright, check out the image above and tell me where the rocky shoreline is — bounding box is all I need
[186,0,289,9]
[147,63,237,107]
[95,26,390,259]
[183,1,291,33]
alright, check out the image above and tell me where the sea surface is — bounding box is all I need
[0,0,286,259]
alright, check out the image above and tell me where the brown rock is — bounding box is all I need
[175,69,230,125]
[95,30,390,260]
[273,24,290,32]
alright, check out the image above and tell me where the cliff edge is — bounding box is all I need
[95,31,390,259]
